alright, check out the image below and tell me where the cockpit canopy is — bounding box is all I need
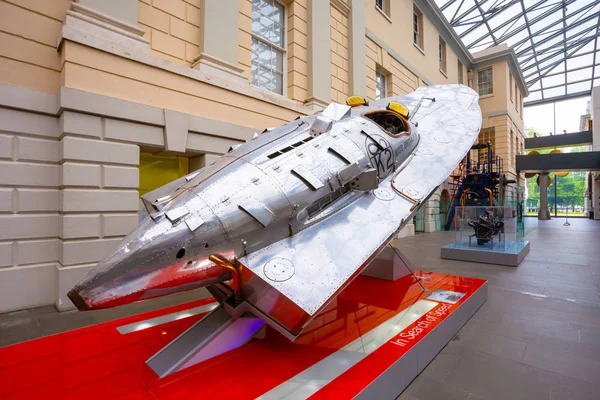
[364,110,410,136]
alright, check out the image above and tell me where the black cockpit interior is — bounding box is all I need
[364,111,410,136]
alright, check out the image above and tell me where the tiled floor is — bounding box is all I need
[0,218,598,399]
[398,218,600,400]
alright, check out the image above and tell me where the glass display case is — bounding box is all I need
[503,198,537,238]
[454,206,518,252]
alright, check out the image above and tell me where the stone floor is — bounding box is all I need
[1,218,599,399]
[397,218,600,400]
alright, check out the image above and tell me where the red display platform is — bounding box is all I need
[0,272,486,400]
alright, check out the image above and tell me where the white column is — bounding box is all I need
[349,0,366,97]
[77,0,137,25]
[62,0,149,52]
[305,0,331,109]
[192,0,245,83]
[538,172,551,220]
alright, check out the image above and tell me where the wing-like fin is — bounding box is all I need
[240,181,413,316]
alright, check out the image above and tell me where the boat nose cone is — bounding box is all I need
[68,216,230,310]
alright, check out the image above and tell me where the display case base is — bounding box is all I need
[441,240,530,267]
[0,272,486,400]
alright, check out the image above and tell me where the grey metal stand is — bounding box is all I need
[361,246,415,281]
[146,306,264,378]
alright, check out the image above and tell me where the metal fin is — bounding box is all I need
[321,103,351,120]
[165,206,189,222]
[310,116,332,137]
[150,211,165,221]
[185,171,200,182]
[351,168,378,191]
[228,144,242,153]
[327,144,353,164]
[360,130,384,150]
[185,215,205,232]
[291,166,324,190]
[239,198,276,227]
[337,163,361,184]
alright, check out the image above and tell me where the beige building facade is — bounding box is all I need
[0,0,527,313]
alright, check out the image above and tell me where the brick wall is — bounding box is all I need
[0,0,70,93]
[58,111,143,310]
[138,0,201,65]
[0,108,60,312]
[330,4,349,103]
[0,84,255,313]
[365,37,419,101]
[239,0,252,80]
[287,0,309,102]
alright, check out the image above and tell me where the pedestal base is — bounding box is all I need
[441,240,530,267]
[0,272,486,399]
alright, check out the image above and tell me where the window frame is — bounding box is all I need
[520,96,523,116]
[509,72,513,102]
[458,60,464,84]
[375,0,390,18]
[375,70,387,100]
[250,0,287,96]
[413,5,424,52]
[438,36,447,75]
[477,67,493,96]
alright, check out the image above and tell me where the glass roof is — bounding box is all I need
[434,0,600,105]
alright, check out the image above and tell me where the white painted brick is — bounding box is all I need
[62,189,139,212]
[0,242,12,267]
[190,153,221,171]
[0,264,55,313]
[17,189,59,212]
[396,223,415,238]
[104,118,164,146]
[60,111,102,138]
[55,263,95,311]
[0,214,59,240]
[187,133,238,154]
[61,214,101,239]
[0,108,59,138]
[61,238,121,265]
[424,221,437,233]
[0,134,13,159]
[16,136,59,162]
[16,239,59,265]
[0,161,59,186]
[0,188,13,212]
[61,136,139,165]
[102,213,139,236]
[61,162,101,187]
[103,165,139,188]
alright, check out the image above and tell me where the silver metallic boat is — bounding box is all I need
[69,84,481,376]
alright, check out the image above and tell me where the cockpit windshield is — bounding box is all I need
[364,111,410,136]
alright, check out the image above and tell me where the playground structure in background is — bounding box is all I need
[444,141,516,231]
